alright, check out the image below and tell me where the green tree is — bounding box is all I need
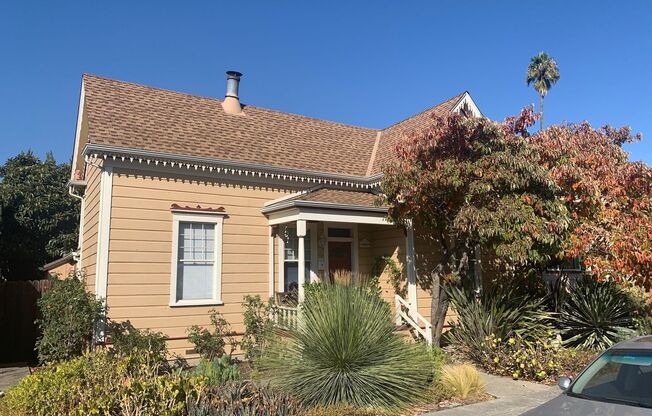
[0,151,80,280]
[380,109,570,346]
[526,52,560,130]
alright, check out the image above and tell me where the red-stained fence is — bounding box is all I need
[0,280,52,363]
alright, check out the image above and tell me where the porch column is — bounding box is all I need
[297,220,307,302]
[405,220,418,317]
[268,225,276,300]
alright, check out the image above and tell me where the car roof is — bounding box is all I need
[610,336,652,351]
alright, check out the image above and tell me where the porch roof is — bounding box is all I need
[262,187,390,225]
[262,187,387,214]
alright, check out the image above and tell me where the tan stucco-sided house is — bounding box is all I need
[68,71,483,357]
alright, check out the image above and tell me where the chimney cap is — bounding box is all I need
[226,70,242,79]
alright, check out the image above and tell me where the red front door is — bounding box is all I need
[328,241,352,276]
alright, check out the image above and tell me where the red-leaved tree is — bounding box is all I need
[380,109,570,346]
[530,123,652,288]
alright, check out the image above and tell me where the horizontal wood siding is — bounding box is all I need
[370,225,405,306]
[107,169,299,356]
[80,161,102,293]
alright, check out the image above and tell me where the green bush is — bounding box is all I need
[482,334,597,382]
[35,276,105,363]
[188,309,237,360]
[107,319,167,359]
[445,285,553,363]
[0,349,204,416]
[559,277,638,350]
[258,283,431,410]
[187,380,303,416]
[194,356,240,386]
[241,295,275,362]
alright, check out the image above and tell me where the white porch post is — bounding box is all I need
[405,220,418,317]
[268,226,275,300]
[297,220,307,302]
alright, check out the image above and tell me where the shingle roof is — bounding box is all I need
[263,187,386,212]
[295,188,382,207]
[81,74,464,178]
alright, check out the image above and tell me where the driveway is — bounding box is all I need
[423,372,559,416]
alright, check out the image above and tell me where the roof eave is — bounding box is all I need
[84,143,384,189]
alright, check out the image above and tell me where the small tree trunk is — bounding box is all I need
[429,264,447,347]
[539,93,545,131]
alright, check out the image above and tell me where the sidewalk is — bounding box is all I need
[423,372,560,416]
[0,364,29,393]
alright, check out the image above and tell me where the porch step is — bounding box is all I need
[394,324,420,343]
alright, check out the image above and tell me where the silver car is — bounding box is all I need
[522,336,652,415]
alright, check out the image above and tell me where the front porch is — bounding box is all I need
[261,187,432,343]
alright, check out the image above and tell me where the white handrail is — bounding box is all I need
[394,294,433,345]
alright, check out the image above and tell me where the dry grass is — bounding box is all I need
[440,364,486,400]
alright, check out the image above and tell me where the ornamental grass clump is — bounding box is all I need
[258,283,431,410]
[439,364,485,400]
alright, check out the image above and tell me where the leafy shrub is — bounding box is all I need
[241,295,275,362]
[559,277,638,350]
[439,364,485,400]
[0,349,204,416]
[108,319,167,358]
[304,404,386,416]
[445,285,553,362]
[194,356,240,385]
[258,283,431,410]
[36,276,105,363]
[187,380,303,416]
[372,255,404,298]
[188,309,237,360]
[482,334,597,382]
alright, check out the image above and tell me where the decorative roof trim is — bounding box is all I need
[84,143,383,190]
[261,199,388,215]
[170,203,227,214]
[451,92,483,118]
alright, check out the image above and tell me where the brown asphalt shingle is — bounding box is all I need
[82,74,463,177]
[294,188,383,207]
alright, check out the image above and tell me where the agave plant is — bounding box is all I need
[446,285,553,362]
[559,278,638,350]
[258,283,431,410]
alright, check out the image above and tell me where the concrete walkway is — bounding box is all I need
[424,372,560,416]
[0,365,29,393]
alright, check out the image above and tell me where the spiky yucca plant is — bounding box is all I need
[258,283,431,410]
[559,278,638,350]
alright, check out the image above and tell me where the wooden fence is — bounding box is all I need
[0,279,52,364]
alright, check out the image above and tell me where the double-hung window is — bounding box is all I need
[170,212,224,306]
[281,225,311,292]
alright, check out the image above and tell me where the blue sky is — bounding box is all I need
[1,1,651,165]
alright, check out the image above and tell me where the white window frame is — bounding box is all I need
[170,212,225,307]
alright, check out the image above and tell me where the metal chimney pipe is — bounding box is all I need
[225,71,242,98]
[222,71,243,114]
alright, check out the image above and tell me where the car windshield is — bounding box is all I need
[569,350,652,408]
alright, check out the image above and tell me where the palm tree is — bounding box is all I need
[526,52,560,130]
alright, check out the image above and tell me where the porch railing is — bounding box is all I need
[394,294,433,346]
[274,305,299,330]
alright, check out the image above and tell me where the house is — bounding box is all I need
[40,252,77,278]
[68,71,482,356]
